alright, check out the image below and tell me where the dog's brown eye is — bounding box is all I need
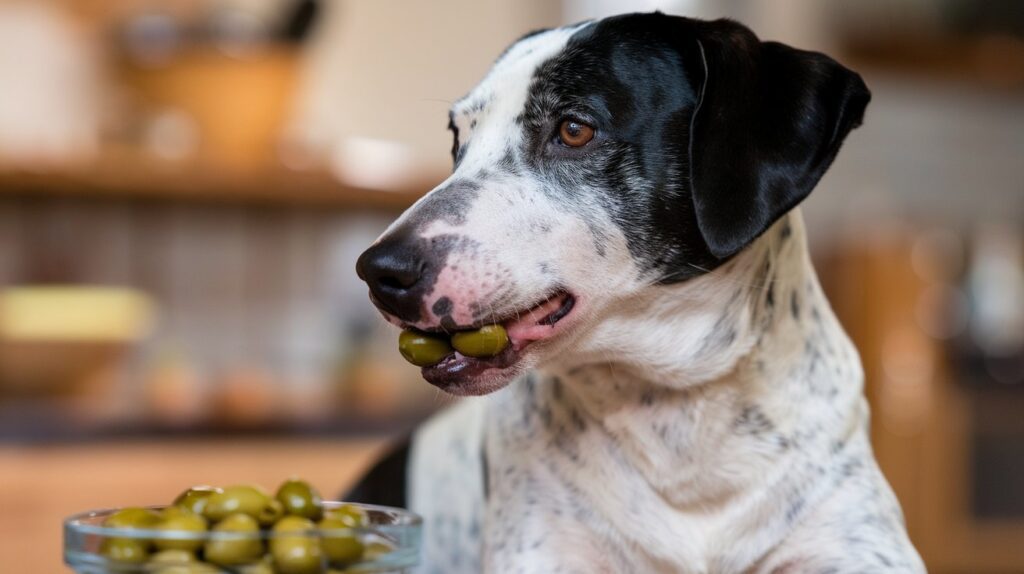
[558,119,595,147]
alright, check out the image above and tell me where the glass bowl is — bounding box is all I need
[64,502,421,573]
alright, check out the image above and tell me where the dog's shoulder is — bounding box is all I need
[753,445,926,573]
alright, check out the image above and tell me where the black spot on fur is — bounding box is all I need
[641,390,655,406]
[447,112,460,165]
[734,405,775,435]
[481,447,490,500]
[432,296,453,316]
[790,290,801,319]
[569,408,587,432]
[785,496,805,523]
[839,458,864,478]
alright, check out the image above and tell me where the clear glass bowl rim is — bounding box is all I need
[64,501,422,542]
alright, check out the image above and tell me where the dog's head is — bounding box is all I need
[356,13,869,395]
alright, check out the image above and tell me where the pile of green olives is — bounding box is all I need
[398,324,509,367]
[99,478,387,573]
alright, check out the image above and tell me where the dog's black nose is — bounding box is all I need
[356,240,428,322]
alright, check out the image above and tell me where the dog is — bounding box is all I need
[350,12,925,573]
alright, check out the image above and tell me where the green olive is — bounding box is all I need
[276,478,324,520]
[103,507,161,529]
[398,330,453,366]
[150,549,195,564]
[203,513,263,566]
[154,511,207,552]
[363,540,393,561]
[323,504,367,528]
[203,485,271,522]
[173,486,222,516]
[160,506,192,520]
[451,324,509,358]
[270,515,323,574]
[237,558,276,574]
[318,516,364,566]
[100,537,149,563]
[149,544,194,564]
[258,498,286,527]
[153,563,221,574]
[236,556,276,574]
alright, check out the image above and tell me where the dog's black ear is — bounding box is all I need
[684,20,870,259]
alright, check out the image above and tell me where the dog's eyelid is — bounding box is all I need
[559,111,597,127]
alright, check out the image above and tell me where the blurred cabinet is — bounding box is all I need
[818,230,1024,573]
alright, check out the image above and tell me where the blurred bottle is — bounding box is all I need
[962,223,1024,385]
[0,3,100,167]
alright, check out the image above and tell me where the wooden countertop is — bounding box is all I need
[0,438,390,572]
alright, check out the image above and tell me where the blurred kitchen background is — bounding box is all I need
[0,0,1021,571]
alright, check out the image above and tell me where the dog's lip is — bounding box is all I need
[505,291,576,348]
[419,345,520,395]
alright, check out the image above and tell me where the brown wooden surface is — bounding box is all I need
[0,152,433,210]
[0,438,387,573]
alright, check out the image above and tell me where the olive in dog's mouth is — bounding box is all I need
[400,291,576,380]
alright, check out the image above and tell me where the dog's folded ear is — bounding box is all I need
[683,19,871,259]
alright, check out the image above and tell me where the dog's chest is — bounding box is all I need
[481,381,712,573]
[479,374,792,573]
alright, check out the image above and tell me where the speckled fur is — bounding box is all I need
[397,21,924,574]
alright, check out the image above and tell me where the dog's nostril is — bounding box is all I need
[380,271,419,291]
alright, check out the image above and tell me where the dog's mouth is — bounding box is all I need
[410,290,578,395]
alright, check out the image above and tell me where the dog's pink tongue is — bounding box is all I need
[505,294,566,347]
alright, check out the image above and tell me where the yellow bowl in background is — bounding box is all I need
[0,286,155,395]
[0,286,154,342]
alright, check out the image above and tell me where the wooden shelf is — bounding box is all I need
[0,153,435,210]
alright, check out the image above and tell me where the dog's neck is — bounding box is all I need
[539,211,867,509]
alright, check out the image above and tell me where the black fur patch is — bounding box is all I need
[509,14,868,281]
[343,437,410,508]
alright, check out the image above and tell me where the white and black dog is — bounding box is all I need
[350,12,925,573]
